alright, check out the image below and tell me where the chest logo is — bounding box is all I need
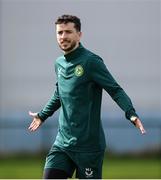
[74,65,84,77]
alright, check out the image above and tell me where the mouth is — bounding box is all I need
[60,40,71,44]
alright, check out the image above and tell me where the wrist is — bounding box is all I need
[130,116,138,122]
[37,113,45,122]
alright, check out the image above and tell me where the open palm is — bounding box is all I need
[28,111,42,132]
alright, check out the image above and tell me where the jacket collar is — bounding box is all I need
[64,43,84,61]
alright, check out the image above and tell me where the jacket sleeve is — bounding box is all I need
[89,56,138,120]
[38,82,61,122]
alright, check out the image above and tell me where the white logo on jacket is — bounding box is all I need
[85,168,93,178]
[58,67,62,77]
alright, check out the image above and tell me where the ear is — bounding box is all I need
[79,31,82,38]
[78,31,82,39]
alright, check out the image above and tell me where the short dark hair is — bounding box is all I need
[55,14,81,32]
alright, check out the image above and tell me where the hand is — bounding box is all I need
[28,111,43,132]
[133,118,146,134]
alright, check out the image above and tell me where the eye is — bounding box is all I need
[57,31,63,35]
[65,30,72,34]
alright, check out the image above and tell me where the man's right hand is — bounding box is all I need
[28,111,43,132]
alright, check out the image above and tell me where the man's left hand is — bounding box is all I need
[133,118,146,134]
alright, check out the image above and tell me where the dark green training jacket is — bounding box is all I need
[38,43,138,152]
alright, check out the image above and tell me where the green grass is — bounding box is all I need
[103,156,161,178]
[0,155,44,179]
[0,154,160,179]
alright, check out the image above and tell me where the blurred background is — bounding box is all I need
[0,0,160,178]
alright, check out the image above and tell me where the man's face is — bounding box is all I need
[56,22,82,53]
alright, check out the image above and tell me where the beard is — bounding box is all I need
[59,40,77,53]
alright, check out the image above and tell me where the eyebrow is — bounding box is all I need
[57,29,73,33]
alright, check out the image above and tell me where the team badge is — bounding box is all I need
[74,65,84,77]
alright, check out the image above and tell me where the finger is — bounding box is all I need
[139,126,146,134]
[28,124,37,131]
[29,125,36,131]
[28,120,37,131]
[28,120,41,131]
[31,123,40,131]
[28,123,34,131]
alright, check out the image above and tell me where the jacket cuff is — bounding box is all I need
[125,108,139,120]
[37,112,47,122]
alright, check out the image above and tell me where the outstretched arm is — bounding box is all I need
[37,83,61,121]
[90,56,146,134]
[28,83,61,131]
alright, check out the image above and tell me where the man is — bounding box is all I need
[28,15,146,179]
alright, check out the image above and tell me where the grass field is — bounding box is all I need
[0,154,161,179]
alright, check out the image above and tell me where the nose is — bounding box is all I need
[61,32,67,39]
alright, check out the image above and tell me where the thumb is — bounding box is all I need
[29,111,38,118]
